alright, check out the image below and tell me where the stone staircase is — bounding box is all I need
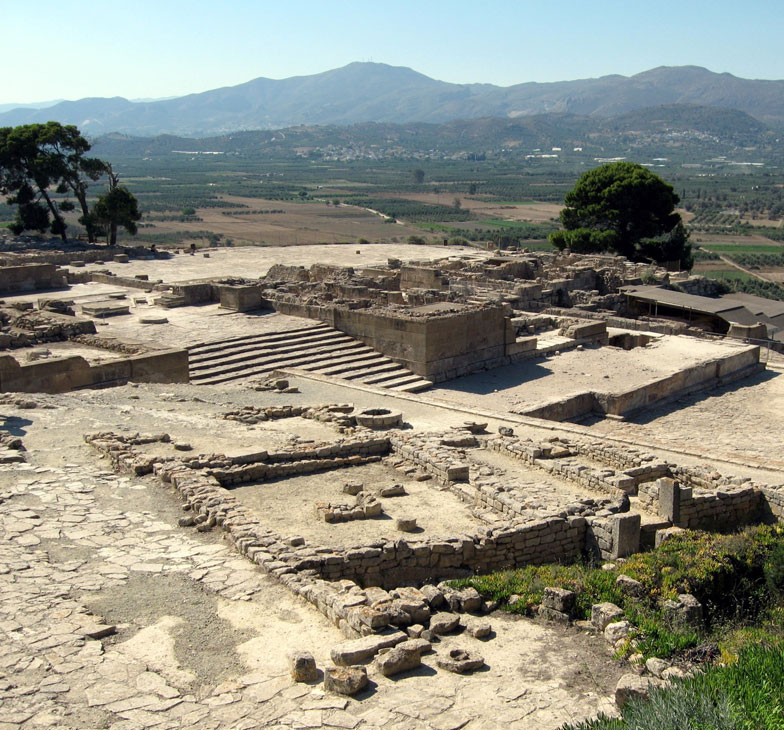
[187,322,433,392]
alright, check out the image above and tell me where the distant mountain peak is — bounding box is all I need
[1,63,782,137]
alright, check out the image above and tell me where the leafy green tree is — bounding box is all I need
[90,166,141,245]
[0,122,107,242]
[412,168,425,184]
[550,162,692,269]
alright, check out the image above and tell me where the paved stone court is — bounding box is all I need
[0,383,623,730]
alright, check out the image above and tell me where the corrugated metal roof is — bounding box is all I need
[622,285,743,314]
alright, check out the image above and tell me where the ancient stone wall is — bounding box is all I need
[0,264,66,294]
[0,347,189,393]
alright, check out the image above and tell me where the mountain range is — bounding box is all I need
[2,63,783,138]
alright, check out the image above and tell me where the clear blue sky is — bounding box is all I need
[5,0,783,103]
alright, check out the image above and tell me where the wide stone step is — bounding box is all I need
[190,342,367,380]
[392,378,434,393]
[315,356,395,378]
[299,350,382,373]
[189,323,431,392]
[357,366,415,384]
[188,323,329,354]
[189,331,353,366]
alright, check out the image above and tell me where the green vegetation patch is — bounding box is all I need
[454,525,784,660]
[562,645,784,730]
[704,272,784,301]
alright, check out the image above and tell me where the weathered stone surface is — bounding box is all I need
[463,619,492,638]
[289,651,319,682]
[615,673,663,708]
[330,631,406,665]
[645,657,670,678]
[541,587,575,614]
[436,648,485,674]
[537,605,571,624]
[374,639,428,677]
[616,575,646,599]
[663,594,703,630]
[429,612,460,635]
[396,517,417,532]
[324,666,368,695]
[420,584,445,609]
[591,602,624,631]
[604,621,631,644]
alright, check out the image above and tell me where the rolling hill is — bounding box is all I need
[1,63,783,137]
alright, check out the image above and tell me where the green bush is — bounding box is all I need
[455,526,784,660]
[561,645,784,730]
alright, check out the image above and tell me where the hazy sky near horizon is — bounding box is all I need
[5,0,783,104]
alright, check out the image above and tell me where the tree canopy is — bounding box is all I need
[90,165,141,246]
[0,122,138,244]
[549,161,692,269]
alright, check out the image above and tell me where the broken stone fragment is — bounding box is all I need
[288,651,318,683]
[429,612,460,635]
[615,673,664,708]
[616,575,646,599]
[374,639,430,677]
[463,619,492,638]
[645,657,670,678]
[662,594,703,630]
[591,602,624,631]
[436,648,485,674]
[420,584,445,609]
[396,517,417,532]
[330,631,407,665]
[378,483,406,497]
[604,621,631,644]
[541,586,575,614]
[537,606,571,624]
[324,666,368,695]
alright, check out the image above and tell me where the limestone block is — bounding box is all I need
[663,594,703,630]
[429,612,460,635]
[541,586,575,613]
[330,631,406,666]
[591,602,624,631]
[611,513,641,559]
[537,606,571,624]
[615,673,663,708]
[288,651,318,682]
[645,657,670,678]
[463,619,492,638]
[420,584,445,609]
[616,575,646,599]
[324,666,368,695]
[604,621,631,644]
[436,648,485,674]
[396,517,417,532]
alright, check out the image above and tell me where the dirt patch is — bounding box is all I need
[229,459,483,546]
[85,573,254,689]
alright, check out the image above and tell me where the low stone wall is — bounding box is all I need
[488,436,639,496]
[652,478,763,531]
[389,433,470,483]
[89,272,157,291]
[0,347,188,393]
[0,263,67,294]
[207,437,390,486]
[585,513,641,560]
[517,344,762,422]
[597,345,761,418]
